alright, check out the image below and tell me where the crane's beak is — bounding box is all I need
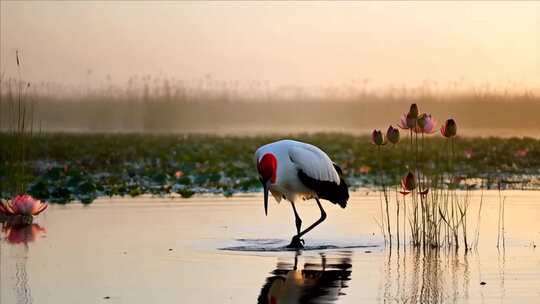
[262,179,270,216]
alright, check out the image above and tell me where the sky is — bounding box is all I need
[1,1,539,92]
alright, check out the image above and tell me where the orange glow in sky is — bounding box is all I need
[1,1,538,91]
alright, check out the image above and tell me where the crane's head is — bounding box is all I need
[257,153,277,216]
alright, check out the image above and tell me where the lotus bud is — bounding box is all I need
[408,103,419,119]
[386,126,400,144]
[417,113,428,129]
[406,113,416,129]
[371,129,384,146]
[401,172,416,191]
[441,119,457,138]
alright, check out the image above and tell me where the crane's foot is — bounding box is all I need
[286,235,305,249]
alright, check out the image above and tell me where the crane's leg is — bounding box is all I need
[287,198,327,248]
[291,202,302,235]
[287,202,305,248]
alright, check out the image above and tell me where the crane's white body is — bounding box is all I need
[255,140,340,204]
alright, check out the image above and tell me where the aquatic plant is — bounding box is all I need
[414,113,437,134]
[1,133,539,204]
[496,180,506,249]
[371,129,385,146]
[386,126,400,145]
[441,119,457,138]
[400,172,416,194]
[0,50,43,220]
[373,129,391,245]
[0,194,48,216]
[371,103,481,250]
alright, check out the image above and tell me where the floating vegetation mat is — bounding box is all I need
[1,133,540,204]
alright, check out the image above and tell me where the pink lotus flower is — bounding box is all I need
[398,103,419,130]
[413,114,437,134]
[514,148,529,158]
[175,170,184,178]
[3,224,46,245]
[463,149,474,159]
[358,165,371,174]
[0,195,48,216]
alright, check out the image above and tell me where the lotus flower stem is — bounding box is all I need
[496,181,506,249]
[377,146,388,245]
[377,145,392,246]
[385,185,391,248]
[420,132,426,249]
[395,185,400,247]
[473,189,484,248]
[403,193,406,247]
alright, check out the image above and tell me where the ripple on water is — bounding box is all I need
[220,238,380,252]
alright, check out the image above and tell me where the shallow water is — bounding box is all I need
[1,191,539,303]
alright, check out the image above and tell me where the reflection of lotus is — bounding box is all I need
[258,252,352,304]
[0,195,48,216]
[3,224,46,245]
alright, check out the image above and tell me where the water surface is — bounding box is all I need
[1,191,539,303]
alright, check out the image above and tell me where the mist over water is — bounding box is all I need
[1,84,539,137]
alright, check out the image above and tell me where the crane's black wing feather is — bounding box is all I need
[298,164,349,208]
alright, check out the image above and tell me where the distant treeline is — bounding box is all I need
[1,76,539,136]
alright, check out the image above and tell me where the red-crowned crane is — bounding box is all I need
[255,140,349,248]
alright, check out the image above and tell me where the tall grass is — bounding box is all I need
[0,75,539,136]
[1,50,36,196]
[496,181,506,249]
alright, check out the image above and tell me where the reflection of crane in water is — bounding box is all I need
[257,251,352,304]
